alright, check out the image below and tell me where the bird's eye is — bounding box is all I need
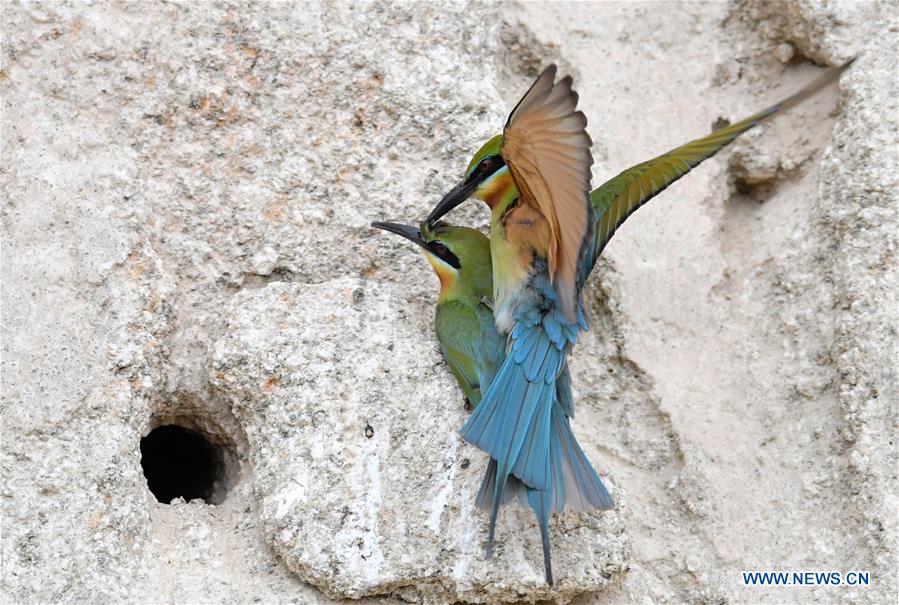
[431,242,448,255]
[479,158,493,172]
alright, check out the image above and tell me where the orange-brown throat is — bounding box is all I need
[425,252,458,301]
[479,167,515,210]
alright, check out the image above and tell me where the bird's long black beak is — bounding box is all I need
[425,178,478,225]
[371,221,427,250]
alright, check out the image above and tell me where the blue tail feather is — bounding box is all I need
[488,381,552,555]
[474,436,555,585]
[470,379,613,584]
[525,335,552,381]
[557,364,574,418]
[463,296,611,580]
[475,458,515,510]
[510,392,553,488]
[461,321,563,492]
[526,488,554,585]
[462,319,563,557]
[552,405,614,511]
[467,364,527,452]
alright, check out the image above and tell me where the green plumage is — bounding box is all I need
[436,298,501,406]
[589,59,854,263]
[371,56,854,586]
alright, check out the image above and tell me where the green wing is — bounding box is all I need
[435,301,487,407]
[589,59,853,267]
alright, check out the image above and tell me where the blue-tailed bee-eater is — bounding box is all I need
[418,59,852,584]
[371,220,609,585]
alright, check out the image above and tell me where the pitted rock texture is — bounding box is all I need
[210,278,626,601]
[2,0,896,604]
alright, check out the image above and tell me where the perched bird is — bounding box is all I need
[370,220,607,585]
[371,221,503,408]
[421,59,853,584]
[424,67,599,586]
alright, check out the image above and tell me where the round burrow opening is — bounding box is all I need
[140,423,237,505]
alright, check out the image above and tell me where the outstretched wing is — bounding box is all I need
[502,65,594,322]
[589,59,855,268]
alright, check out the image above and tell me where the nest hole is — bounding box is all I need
[140,424,234,505]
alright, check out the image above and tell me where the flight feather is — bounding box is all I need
[502,65,594,321]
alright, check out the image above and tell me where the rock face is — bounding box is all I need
[210,279,626,601]
[1,1,895,604]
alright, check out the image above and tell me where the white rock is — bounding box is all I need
[775,41,796,64]
[2,0,896,603]
[210,278,627,601]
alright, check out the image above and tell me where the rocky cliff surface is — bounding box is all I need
[2,1,896,603]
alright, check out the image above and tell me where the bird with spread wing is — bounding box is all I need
[415,59,852,585]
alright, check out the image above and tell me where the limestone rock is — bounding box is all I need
[2,0,896,603]
[210,278,627,601]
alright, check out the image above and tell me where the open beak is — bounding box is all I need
[424,178,478,225]
[371,221,427,250]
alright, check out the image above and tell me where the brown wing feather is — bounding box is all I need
[502,67,593,321]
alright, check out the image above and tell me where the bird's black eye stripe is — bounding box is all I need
[469,154,505,182]
[428,241,461,269]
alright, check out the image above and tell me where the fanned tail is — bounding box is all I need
[471,360,612,582]
[461,316,564,555]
